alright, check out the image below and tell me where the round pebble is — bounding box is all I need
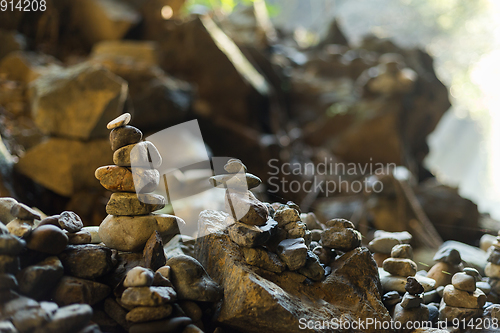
[109,125,143,151]
[124,267,154,287]
[451,272,476,293]
[27,225,68,254]
[107,112,131,129]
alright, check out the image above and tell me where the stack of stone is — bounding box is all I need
[95,113,182,252]
[439,269,486,323]
[209,159,325,281]
[5,201,42,238]
[367,230,412,267]
[427,248,463,288]
[393,277,429,332]
[486,235,500,299]
[107,255,222,333]
[380,244,435,294]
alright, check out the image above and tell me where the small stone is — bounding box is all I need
[273,208,301,227]
[129,316,192,333]
[380,271,435,293]
[209,173,261,190]
[452,272,476,292]
[382,291,401,307]
[27,225,68,254]
[52,276,111,306]
[143,231,166,271]
[433,248,461,265]
[367,236,401,254]
[463,267,480,280]
[277,238,308,271]
[0,274,18,290]
[107,112,131,129]
[110,125,142,151]
[297,251,325,281]
[11,307,51,332]
[242,247,285,273]
[383,258,417,277]
[178,301,202,322]
[0,255,20,274]
[0,234,25,255]
[124,267,154,287]
[113,141,162,168]
[95,165,160,193]
[391,244,413,259]
[0,197,18,224]
[58,211,83,233]
[321,227,361,252]
[83,227,101,244]
[125,305,172,323]
[225,190,268,226]
[121,286,176,307]
[486,262,500,278]
[442,284,486,309]
[422,290,440,304]
[227,222,269,247]
[58,244,116,280]
[106,192,165,216]
[224,158,247,173]
[167,255,222,302]
[38,304,93,333]
[400,292,422,309]
[68,229,92,245]
[17,256,64,300]
[301,212,323,230]
[484,304,500,320]
[426,261,460,288]
[6,218,32,238]
[406,276,424,294]
[10,203,41,220]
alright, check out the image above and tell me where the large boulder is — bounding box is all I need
[29,63,128,140]
[194,210,391,333]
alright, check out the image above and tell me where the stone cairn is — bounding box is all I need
[368,230,412,267]
[95,113,181,252]
[209,158,363,280]
[486,233,500,299]
[439,269,486,324]
[392,277,429,332]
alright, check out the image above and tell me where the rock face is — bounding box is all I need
[30,63,128,140]
[195,210,391,333]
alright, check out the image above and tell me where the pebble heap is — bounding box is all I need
[95,113,182,252]
[392,277,429,332]
[439,269,486,323]
[486,232,500,298]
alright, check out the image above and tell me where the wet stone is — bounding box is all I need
[58,211,83,233]
[0,234,25,255]
[10,203,41,221]
[110,125,143,151]
[120,286,176,307]
[106,192,165,216]
[125,305,172,323]
[113,141,162,168]
[124,267,154,288]
[277,238,308,271]
[107,113,131,130]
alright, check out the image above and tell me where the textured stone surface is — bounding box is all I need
[125,305,172,323]
[95,165,160,193]
[321,227,361,252]
[58,244,116,280]
[58,211,83,232]
[194,210,391,333]
[143,231,166,271]
[123,267,154,287]
[107,113,131,130]
[227,221,269,247]
[37,304,93,333]
[121,286,176,307]
[52,276,111,306]
[242,247,285,273]
[10,203,41,220]
[382,258,417,277]
[17,256,64,299]
[276,238,308,271]
[451,272,476,292]
[106,192,165,215]
[442,285,486,309]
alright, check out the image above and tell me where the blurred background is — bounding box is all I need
[0,0,498,248]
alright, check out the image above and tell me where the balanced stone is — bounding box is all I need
[0,197,18,224]
[125,305,172,323]
[438,302,482,322]
[406,276,424,295]
[166,255,222,302]
[106,192,165,215]
[383,258,417,277]
[224,159,247,173]
[242,247,285,273]
[10,203,41,220]
[393,303,429,330]
[58,211,83,232]
[124,267,154,287]
[121,286,176,307]
[227,222,269,247]
[452,272,476,292]
[0,234,25,255]
[38,215,60,228]
[426,261,461,288]
[400,292,422,309]
[485,262,500,278]
[324,218,355,229]
[368,236,401,254]
[27,225,68,254]
[463,267,480,280]
[380,272,435,293]
[209,173,261,190]
[442,285,486,309]
[321,227,361,252]
[110,125,142,151]
[107,112,131,129]
[277,238,308,271]
[391,244,413,259]
[95,165,160,193]
[225,190,268,226]
[113,141,162,168]
[274,207,301,227]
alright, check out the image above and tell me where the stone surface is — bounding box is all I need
[30,63,127,140]
[391,244,413,259]
[124,267,154,287]
[436,241,488,275]
[167,255,222,302]
[0,273,18,290]
[452,272,476,292]
[10,203,41,220]
[103,297,130,330]
[106,192,165,216]
[321,227,361,252]
[242,247,285,273]
[16,138,112,196]
[276,238,308,271]
[0,51,61,83]
[392,303,429,331]
[121,286,176,307]
[125,305,172,323]
[58,244,115,280]
[438,302,482,322]
[11,306,51,332]
[143,231,166,271]
[107,112,131,130]
[58,211,83,232]
[476,281,491,295]
[442,284,486,309]
[95,165,160,193]
[297,251,325,281]
[68,230,92,245]
[225,190,268,226]
[0,234,25,255]
[227,221,269,247]
[109,125,142,151]
[194,209,392,333]
[37,304,93,333]
[113,141,162,168]
[224,159,247,173]
[83,227,101,244]
[178,300,202,322]
[383,258,417,277]
[488,249,500,265]
[400,293,422,309]
[52,276,111,306]
[27,225,68,254]
[98,214,181,252]
[17,256,63,300]
[312,246,334,265]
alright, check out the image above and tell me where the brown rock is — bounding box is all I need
[58,244,116,280]
[17,256,64,300]
[225,190,268,226]
[106,192,165,216]
[426,262,460,288]
[68,230,92,245]
[129,316,192,333]
[113,141,162,168]
[143,231,166,271]
[52,276,111,306]
[27,225,68,254]
[95,165,160,193]
[121,286,176,307]
[125,305,172,323]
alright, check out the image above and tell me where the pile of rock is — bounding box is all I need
[439,269,486,323]
[392,277,429,332]
[486,234,500,299]
[95,113,182,252]
[368,230,412,267]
